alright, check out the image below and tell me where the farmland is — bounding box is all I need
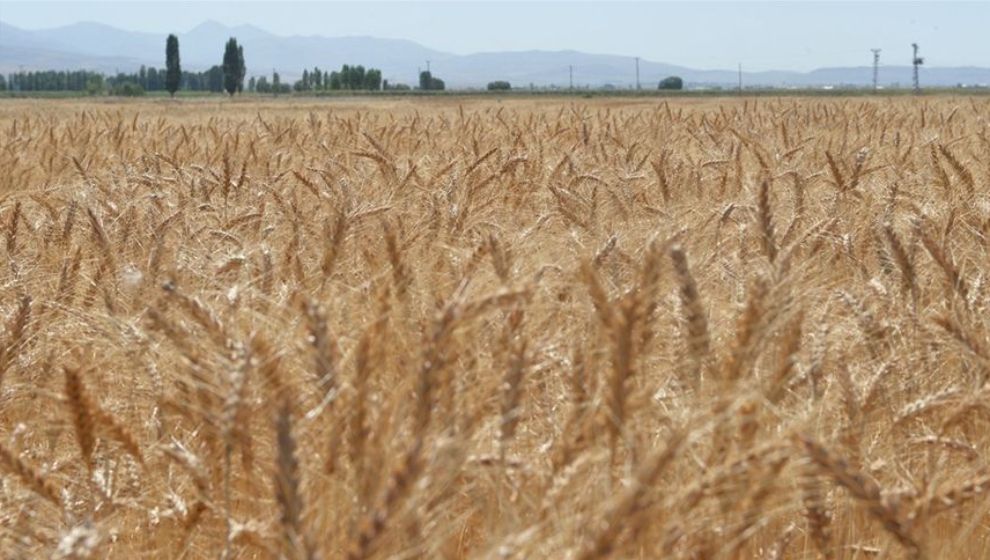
[1,95,989,558]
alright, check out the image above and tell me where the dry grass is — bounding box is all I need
[0,95,989,558]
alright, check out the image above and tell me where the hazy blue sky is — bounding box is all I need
[1,1,987,71]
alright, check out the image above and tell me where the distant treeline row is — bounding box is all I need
[0,68,697,96]
[0,32,709,96]
[0,64,395,94]
[288,65,383,91]
[0,67,234,93]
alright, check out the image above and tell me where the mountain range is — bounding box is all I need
[2,20,988,89]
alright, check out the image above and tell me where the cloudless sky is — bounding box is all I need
[1,1,987,71]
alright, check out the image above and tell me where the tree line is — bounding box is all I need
[0,67,239,95]
[0,31,686,96]
[0,33,455,95]
[290,65,384,92]
[0,35,243,96]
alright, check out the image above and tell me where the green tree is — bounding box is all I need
[487,80,511,91]
[341,65,351,89]
[165,34,181,97]
[419,71,445,91]
[658,76,683,90]
[256,75,270,93]
[85,74,105,95]
[147,67,160,90]
[222,37,244,96]
[207,65,224,93]
[237,45,245,92]
[272,70,281,97]
[364,68,382,90]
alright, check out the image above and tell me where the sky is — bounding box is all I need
[1,1,988,71]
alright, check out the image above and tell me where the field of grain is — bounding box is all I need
[0,96,989,558]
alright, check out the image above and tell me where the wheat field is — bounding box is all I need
[0,95,989,558]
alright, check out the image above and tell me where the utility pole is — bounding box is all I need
[911,43,924,94]
[426,60,431,74]
[871,48,881,92]
[635,57,640,90]
[569,65,573,90]
[738,63,742,94]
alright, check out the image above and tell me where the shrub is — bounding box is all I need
[85,76,105,96]
[111,82,145,97]
[658,76,684,90]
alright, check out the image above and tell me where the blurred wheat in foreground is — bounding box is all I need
[0,96,989,558]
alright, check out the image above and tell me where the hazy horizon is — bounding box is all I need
[1,1,988,72]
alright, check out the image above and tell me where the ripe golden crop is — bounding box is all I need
[0,96,988,558]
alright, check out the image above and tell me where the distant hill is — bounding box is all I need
[2,20,989,88]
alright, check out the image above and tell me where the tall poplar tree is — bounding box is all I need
[236,45,245,93]
[165,34,181,97]
[222,38,244,96]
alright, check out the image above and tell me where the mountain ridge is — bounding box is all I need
[2,20,988,88]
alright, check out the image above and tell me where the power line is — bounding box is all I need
[911,43,923,94]
[871,48,881,92]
